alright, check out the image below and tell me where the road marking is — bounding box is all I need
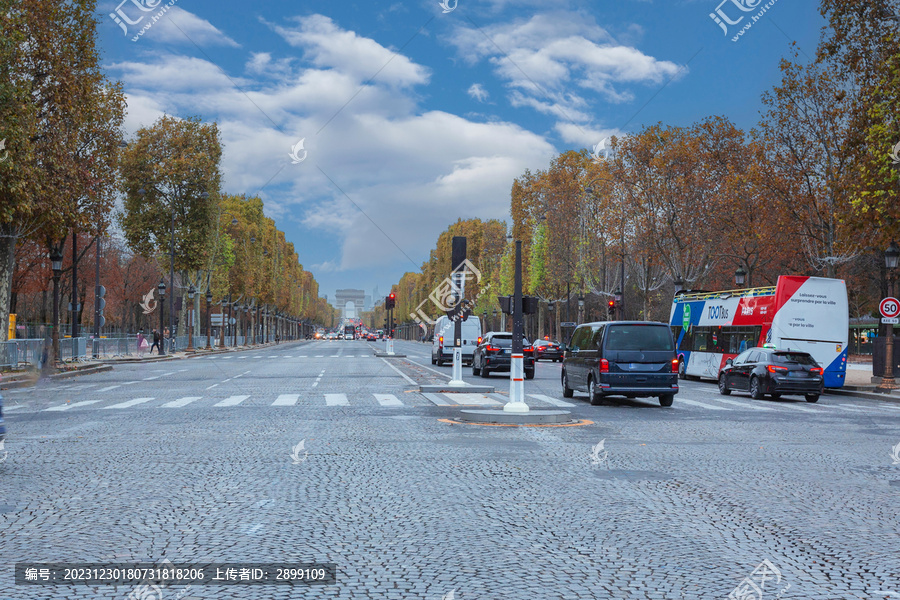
[838,403,896,412]
[161,396,202,408]
[299,355,308,358]
[214,395,250,407]
[143,371,176,381]
[446,393,501,406]
[325,393,348,406]
[830,405,868,413]
[673,397,731,411]
[3,405,26,412]
[405,359,452,379]
[423,393,451,405]
[104,397,154,409]
[205,383,219,390]
[312,369,325,388]
[374,394,403,407]
[315,355,324,358]
[710,398,775,411]
[527,394,576,408]
[45,400,104,412]
[97,385,121,392]
[379,358,417,385]
[222,356,232,359]
[769,402,818,412]
[330,355,339,358]
[272,394,299,406]
[121,381,140,386]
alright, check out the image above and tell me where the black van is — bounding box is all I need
[561,321,679,407]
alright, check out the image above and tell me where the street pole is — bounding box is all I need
[206,290,212,349]
[169,205,175,350]
[158,282,166,355]
[448,237,466,385]
[879,241,899,392]
[71,230,78,339]
[50,245,64,369]
[505,240,528,412]
[93,235,101,357]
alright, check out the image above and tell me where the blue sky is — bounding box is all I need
[100,0,824,306]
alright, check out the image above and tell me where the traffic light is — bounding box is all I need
[96,285,107,329]
[607,299,615,320]
[386,293,396,310]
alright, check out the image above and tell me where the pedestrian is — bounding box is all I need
[136,329,148,357]
[149,328,162,354]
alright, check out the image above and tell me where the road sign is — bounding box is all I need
[682,304,691,330]
[560,321,577,328]
[879,297,900,318]
[882,317,899,324]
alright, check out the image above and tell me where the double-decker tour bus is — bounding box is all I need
[669,276,848,388]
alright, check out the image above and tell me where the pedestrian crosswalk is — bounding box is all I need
[15,389,900,415]
[197,354,371,360]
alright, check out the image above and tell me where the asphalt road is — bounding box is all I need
[1,339,898,599]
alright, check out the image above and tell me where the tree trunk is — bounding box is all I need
[0,227,17,343]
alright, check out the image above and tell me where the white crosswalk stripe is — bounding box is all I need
[45,400,105,411]
[673,397,731,411]
[374,394,403,407]
[709,398,775,411]
[325,393,349,406]
[96,385,121,392]
[770,402,819,412]
[527,394,576,408]
[161,396,202,408]
[104,397,155,409]
[214,395,251,407]
[143,372,176,381]
[272,394,300,406]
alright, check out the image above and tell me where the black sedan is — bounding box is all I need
[532,338,562,362]
[718,347,824,402]
[472,332,535,379]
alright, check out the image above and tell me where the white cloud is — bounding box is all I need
[468,83,490,102]
[267,14,430,88]
[111,14,555,276]
[446,12,685,133]
[143,7,240,47]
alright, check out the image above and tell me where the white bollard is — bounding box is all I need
[504,354,529,412]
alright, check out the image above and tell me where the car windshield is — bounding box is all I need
[605,325,674,351]
[772,352,818,366]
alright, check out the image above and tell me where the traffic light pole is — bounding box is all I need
[387,306,395,355]
[449,267,466,386]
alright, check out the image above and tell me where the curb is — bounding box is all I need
[825,387,900,404]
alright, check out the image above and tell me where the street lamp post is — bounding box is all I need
[504,240,528,413]
[878,241,899,392]
[674,279,684,294]
[735,266,747,287]
[577,295,585,325]
[50,246,64,368]
[157,280,166,355]
[614,288,623,320]
[186,285,196,351]
[492,309,497,333]
[205,289,213,349]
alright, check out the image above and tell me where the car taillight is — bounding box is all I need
[600,358,609,373]
[671,358,679,373]
[767,365,788,374]
[809,367,823,375]
[477,337,482,345]
[523,347,533,353]
[438,336,443,345]
[485,345,499,352]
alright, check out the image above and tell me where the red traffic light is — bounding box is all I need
[389,293,395,299]
[607,300,615,308]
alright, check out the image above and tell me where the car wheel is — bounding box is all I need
[525,370,535,380]
[749,376,763,400]
[588,377,602,406]
[717,373,731,396]
[678,358,686,379]
[805,393,819,403]
[480,365,490,378]
[431,355,436,365]
[562,370,573,398]
[659,394,674,407]
[472,359,481,376]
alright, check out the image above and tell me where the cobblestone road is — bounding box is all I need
[1,340,898,599]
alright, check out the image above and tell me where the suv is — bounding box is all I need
[561,321,678,406]
[472,332,535,379]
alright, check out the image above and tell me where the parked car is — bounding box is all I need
[561,321,678,407]
[432,316,482,366]
[532,338,562,362]
[718,347,823,402]
[472,332,535,379]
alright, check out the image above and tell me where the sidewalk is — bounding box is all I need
[829,361,900,403]
[1,340,302,390]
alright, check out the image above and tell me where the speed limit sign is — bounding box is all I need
[879,297,900,319]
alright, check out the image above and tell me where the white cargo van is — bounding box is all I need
[431,316,481,366]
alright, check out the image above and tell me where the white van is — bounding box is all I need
[431,316,481,366]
